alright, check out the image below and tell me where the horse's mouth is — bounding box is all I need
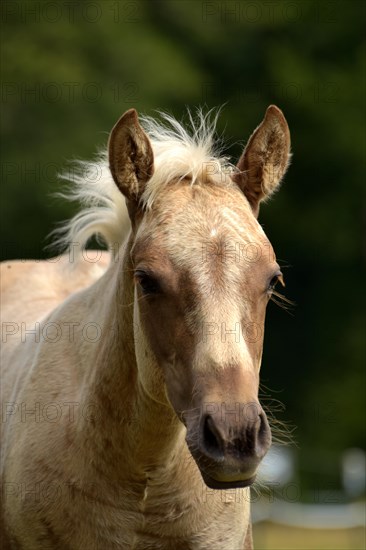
[200,470,256,490]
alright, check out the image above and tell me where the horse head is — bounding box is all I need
[108,106,291,489]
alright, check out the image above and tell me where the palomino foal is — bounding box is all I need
[1,105,291,549]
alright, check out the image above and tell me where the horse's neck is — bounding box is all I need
[76,238,186,487]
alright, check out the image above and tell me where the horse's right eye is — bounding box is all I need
[135,271,160,295]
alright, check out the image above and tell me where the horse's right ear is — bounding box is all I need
[232,105,291,217]
[108,109,154,204]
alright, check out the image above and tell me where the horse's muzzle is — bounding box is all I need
[185,403,271,489]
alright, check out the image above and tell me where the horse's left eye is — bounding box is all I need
[268,276,279,290]
[268,273,283,292]
[135,271,160,295]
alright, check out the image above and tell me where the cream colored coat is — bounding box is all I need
[1,105,291,549]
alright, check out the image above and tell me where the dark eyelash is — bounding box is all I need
[270,290,294,313]
[267,273,294,311]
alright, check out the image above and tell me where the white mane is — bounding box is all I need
[53,110,233,258]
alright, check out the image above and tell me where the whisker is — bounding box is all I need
[259,384,296,449]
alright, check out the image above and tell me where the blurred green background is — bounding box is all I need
[1,0,364,544]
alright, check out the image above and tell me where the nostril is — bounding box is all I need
[202,415,224,459]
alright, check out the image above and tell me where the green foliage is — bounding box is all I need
[1,0,364,492]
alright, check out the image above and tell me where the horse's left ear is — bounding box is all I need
[232,105,291,217]
[108,108,154,204]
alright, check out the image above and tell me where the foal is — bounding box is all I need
[1,105,291,549]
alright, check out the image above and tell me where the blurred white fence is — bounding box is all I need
[252,500,365,529]
[253,445,366,529]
